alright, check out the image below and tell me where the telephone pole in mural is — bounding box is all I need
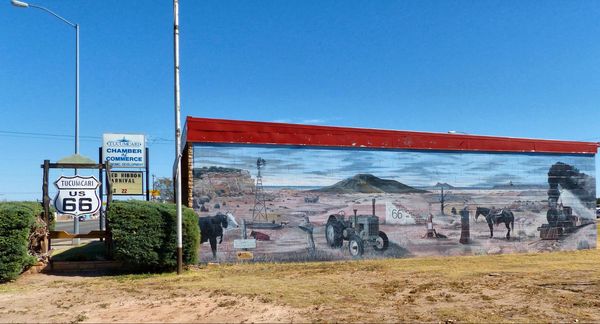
[439,186,448,215]
[251,158,269,221]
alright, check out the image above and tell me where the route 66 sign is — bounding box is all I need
[53,175,101,216]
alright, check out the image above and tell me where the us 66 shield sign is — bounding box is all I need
[53,175,101,216]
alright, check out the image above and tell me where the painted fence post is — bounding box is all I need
[459,207,470,244]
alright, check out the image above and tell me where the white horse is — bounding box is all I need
[224,211,239,228]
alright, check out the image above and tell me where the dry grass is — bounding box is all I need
[166,249,600,322]
[0,224,598,323]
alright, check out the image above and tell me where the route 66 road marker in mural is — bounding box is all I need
[53,175,101,216]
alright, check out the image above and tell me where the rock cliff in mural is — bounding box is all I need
[193,166,255,198]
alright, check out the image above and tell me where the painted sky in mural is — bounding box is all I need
[193,145,595,188]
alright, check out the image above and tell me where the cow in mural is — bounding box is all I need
[199,211,239,258]
[475,207,515,239]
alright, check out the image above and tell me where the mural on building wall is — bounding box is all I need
[192,144,597,263]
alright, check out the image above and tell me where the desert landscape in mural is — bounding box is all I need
[192,145,597,263]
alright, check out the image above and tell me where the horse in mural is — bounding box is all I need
[475,207,515,240]
[198,211,239,258]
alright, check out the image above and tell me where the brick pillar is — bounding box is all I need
[181,144,194,208]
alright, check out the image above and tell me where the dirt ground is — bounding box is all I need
[2,241,600,323]
[0,272,305,323]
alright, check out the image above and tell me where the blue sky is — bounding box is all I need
[2,1,599,200]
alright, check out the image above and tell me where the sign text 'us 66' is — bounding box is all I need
[53,175,101,216]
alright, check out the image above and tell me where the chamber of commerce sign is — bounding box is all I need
[53,175,101,216]
[102,133,145,168]
[110,171,144,195]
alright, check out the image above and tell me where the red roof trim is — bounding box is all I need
[185,117,598,155]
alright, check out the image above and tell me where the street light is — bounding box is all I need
[11,0,80,157]
[173,0,183,275]
[12,0,81,244]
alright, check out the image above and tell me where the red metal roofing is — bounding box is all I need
[185,117,598,155]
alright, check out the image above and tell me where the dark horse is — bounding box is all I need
[475,207,515,239]
[199,212,239,258]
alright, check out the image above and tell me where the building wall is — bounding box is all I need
[191,143,596,263]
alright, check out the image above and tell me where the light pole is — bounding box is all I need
[173,0,183,275]
[11,0,80,157]
[12,0,81,244]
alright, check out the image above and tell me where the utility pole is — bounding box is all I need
[439,186,448,215]
[173,0,183,275]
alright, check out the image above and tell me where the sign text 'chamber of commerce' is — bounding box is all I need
[102,133,146,168]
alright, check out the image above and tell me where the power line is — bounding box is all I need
[0,130,99,139]
[0,130,174,144]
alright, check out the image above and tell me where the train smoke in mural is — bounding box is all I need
[547,162,595,208]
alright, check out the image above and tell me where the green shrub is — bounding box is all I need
[0,202,42,282]
[107,201,200,271]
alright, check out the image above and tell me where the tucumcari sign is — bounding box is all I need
[102,133,146,168]
[53,175,101,216]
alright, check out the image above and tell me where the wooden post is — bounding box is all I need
[241,219,247,239]
[459,207,470,244]
[372,198,376,216]
[307,231,315,256]
[145,147,150,201]
[304,216,315,256]
[105,161,113,258]
[98,147,104,241]
[298,215,315,256]
[42,160,50,253]
[440,187,447,216]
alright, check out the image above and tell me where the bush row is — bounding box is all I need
[0,202,42,282]
[107,201,200,271]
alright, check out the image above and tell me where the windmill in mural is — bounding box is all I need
[251,157,269,221]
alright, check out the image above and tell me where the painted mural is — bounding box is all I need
[192,144,597,263]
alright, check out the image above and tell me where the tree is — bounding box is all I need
[153,177,174,203]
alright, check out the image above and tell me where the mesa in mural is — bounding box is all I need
[192,144,597,263]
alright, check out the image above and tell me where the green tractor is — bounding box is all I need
[325,209,389,257]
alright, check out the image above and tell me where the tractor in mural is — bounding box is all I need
[325,209,389,257]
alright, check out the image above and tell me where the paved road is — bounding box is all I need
[54,219,101,234]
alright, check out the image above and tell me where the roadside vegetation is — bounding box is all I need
[107,201,200,271]
[0,202,46,282]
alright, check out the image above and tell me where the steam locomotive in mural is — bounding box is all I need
[538,204,578,240]
[537,162,596,240]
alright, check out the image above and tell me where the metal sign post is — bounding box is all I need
[145,148,150,201]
